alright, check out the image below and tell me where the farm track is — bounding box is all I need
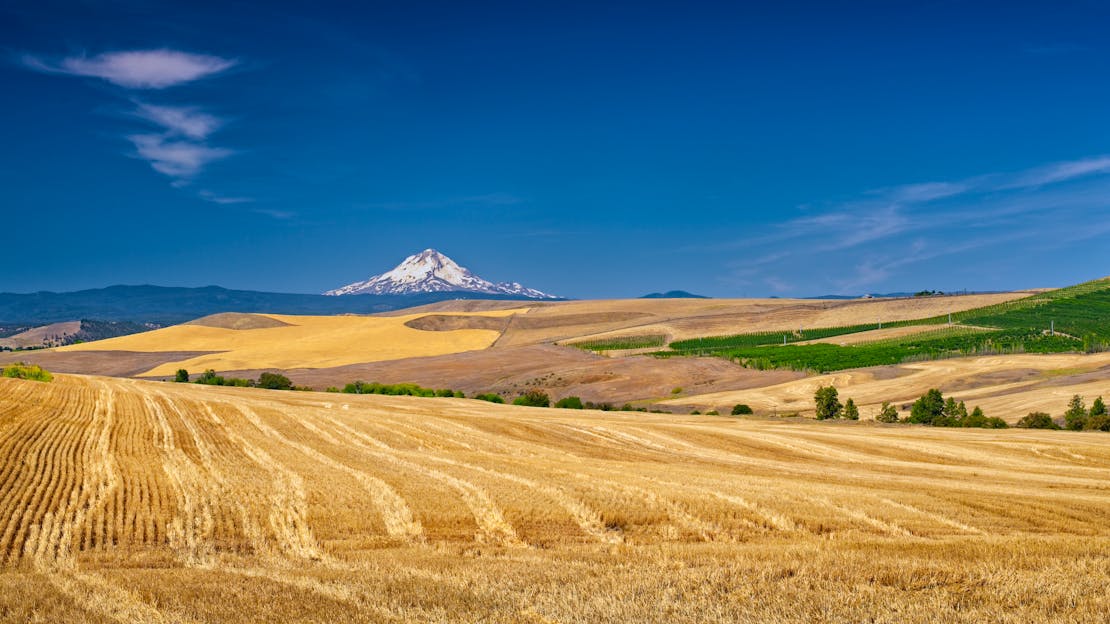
[1,374,1109,622]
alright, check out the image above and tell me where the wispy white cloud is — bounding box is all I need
[199,190,253,205]
[1001,156,1110,189]
[23,49,235,89]
[128,134,231,178]
[721,154,1110,294]
[133,102,222,140]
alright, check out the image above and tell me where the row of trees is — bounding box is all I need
[813,386,860,420]
[175,369,296,390]
[814,386,1006,428]
[1057,395,1108,431]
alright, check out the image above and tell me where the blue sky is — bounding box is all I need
[3,1,1109,298]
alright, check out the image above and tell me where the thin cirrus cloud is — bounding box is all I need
[133,102,223,140]
[721,154,1110,294]
[128,134,232,178]
[23,49,235,89]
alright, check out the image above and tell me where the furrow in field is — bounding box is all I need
[46,570,202,624]
[206,404,324,561]
[281,410,519,547]
[321,414,622,544]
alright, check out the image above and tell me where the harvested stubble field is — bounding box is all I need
[1,375,1108,622]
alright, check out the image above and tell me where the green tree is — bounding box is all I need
[473,393,505,404]
[1084,397,1110,431]
[257,372,293,390]
[554,396,584,409]
[513,390,550,408]
[875,401,899,423]
[843,398,859,420]
[731,404,754,415]
[1016,412,1060,429]
[908,389,945,425]
[962,406,988,428]
[174,369,189,383]
[1064,395,1088,430]
[1090,396,1107,418]
[814,385,842,420]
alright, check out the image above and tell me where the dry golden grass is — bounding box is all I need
[57,312,519,377]
[1,374,1107,622]
[665,351,1110,421]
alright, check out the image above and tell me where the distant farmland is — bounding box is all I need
[0,374,1107,622]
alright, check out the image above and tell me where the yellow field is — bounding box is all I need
[1,374,1107,622]
[57,312,518,377]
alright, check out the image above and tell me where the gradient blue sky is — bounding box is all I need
[3,1,1109,298]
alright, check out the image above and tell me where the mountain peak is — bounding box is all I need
[324,250,558,298]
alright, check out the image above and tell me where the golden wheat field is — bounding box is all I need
[56,311,518,378]
[1,374,1108,623]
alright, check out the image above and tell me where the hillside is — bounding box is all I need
[0,374,1107,622]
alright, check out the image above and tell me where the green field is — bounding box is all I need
[658,278,1110,373]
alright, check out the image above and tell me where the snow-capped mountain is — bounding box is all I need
[324,249,559,298]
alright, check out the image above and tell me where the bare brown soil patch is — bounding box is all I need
[0,350,219,377]
[218,344,802,405]
[403,314,512,332]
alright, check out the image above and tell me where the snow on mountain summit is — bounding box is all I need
[324,249,558,298]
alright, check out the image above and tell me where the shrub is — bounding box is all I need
[257,372,293,390]
[473,393,505,404]
[814,385,841,420]
[705,410,719,416]
[325,387,340,393]
[513,390,550,408]
[584,401,614,411]
[1016,412,1060,429]
[690,409,701,415]
[875,402,899,423]
[174,369,190,383]
[731,404,753,415]
[1,363,53,382]
[554,396,584,409]
[671,387,683,395]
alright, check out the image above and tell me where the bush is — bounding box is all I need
[513,390,550,408]
[325,387,340,393]
[875,402,899,423]
[1,363,53,382]
[174,369,189,383]
[1016,412,1060,429]
[473,393,505,404]
[554,396,584,409]
[731,404,753,415]
[705,410,719,416]
[584,401,613,411]
[1084,414,1110,431]
[257,372,293,390]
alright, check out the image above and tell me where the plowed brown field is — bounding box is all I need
[0,374,1107,622]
